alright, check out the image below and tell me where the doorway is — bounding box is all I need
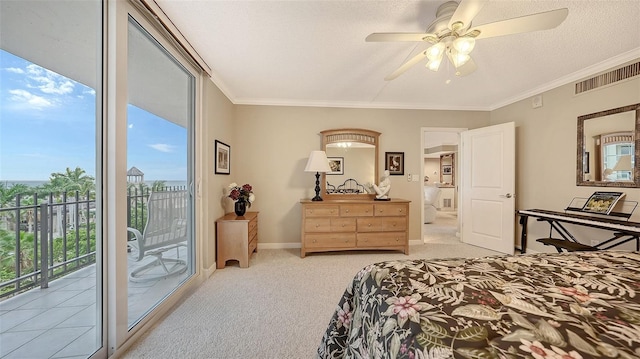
[421,128,465,243]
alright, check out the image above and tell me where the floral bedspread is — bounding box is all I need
[318,251,640,359]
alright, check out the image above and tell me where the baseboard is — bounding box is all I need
[203,264,217,279]
[258,241,425,250]
[258,242,301,250]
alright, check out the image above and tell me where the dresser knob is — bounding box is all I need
[313,240,317,243]
[368,223,372,227]
[342,224,345,227]
[346,209,349,213]
[315,224,319,228]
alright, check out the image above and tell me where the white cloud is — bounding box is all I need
[25,64,74,95]
[128,124,134,129]
[148,144,174,153]
[5,67,24,74]
[8,89,54,109]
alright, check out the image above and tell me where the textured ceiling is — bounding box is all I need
[155,0,640,111]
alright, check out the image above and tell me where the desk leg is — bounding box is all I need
[519,215,528,254]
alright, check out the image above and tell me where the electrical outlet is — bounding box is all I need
[412,174,419,182]
[407,174,412,182]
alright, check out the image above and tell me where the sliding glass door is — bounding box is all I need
[125,16,195,328]
[0,1,103,357]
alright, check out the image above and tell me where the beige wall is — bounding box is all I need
[490,70,640,253]
[229,106,490,247]
[203,62,640,257]
[202,79,235,271]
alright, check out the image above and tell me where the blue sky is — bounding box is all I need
[0,49,187,182]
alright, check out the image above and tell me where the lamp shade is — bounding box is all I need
[613,155,633,171]
[305,150,332,173]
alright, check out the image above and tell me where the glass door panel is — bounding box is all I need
[0,1,103,357]
[126,17,194,328]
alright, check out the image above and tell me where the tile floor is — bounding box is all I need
[0,249,188,359]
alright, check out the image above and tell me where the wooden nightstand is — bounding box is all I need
[216,212,258,269]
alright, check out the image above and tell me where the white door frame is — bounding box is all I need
[420,127,467,243]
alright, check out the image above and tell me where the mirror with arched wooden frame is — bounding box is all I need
[321,128,380,200]
[577,103,640,188]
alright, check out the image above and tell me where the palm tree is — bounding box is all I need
[0,183,31,208]
[151,180,167,192]
[45,167,95,194]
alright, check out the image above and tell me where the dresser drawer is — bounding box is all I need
[305,218,331,232]
[379,217,407,231]
[357,217,406,232]
[306,233,356,248]
[357,232,406,247]
[331,218,356,232]
[305,205,340,217]
[305,218,356,232]
[249,217,258,232]
[356,217,383,232]
[374,204,408,216]
[341,204,374,217]
[248,236,258,254]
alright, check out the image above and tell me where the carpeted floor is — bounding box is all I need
[424,210,459,243]
[122,235,498,358]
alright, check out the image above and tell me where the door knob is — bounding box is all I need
[500,193,513,198]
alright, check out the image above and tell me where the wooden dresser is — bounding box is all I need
[215,212,258,268]
[300,199,410,257]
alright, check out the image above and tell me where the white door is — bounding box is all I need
[461,122,515,254]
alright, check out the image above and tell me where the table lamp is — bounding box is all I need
[304,150,332,201]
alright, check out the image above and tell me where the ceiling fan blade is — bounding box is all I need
[384,50,428,81]
[455,57,476,77]
[449,0,487,29]
[471,8,569,40]
[366,33,435,42]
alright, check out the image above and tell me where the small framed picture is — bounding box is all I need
[442,165,452,175]
[385,152,404,176]
[584,151,590,174]
[215,140,230,174]
[327,157,344,175]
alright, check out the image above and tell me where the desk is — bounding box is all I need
[517,209,640,253]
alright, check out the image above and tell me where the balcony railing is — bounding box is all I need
[0,185,186,299]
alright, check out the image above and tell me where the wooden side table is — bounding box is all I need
[216,212,258,269]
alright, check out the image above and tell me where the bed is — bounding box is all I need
[318,251,640,359]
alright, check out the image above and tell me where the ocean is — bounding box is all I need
[1,180,188,188]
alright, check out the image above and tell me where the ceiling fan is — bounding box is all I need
[366,0,568,81]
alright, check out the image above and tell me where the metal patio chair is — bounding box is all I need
[127,190,188,282]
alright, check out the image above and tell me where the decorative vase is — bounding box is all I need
[234,198,247,216]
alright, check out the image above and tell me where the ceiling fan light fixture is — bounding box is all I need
[426,58,442,71]
[453,36,475,54]
[447,48,471,68]
[426,42,445,61]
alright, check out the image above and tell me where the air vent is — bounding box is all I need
[575,61,640,95]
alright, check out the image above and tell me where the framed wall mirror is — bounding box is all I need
[577,103,640,188]
[321,128,380,200]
